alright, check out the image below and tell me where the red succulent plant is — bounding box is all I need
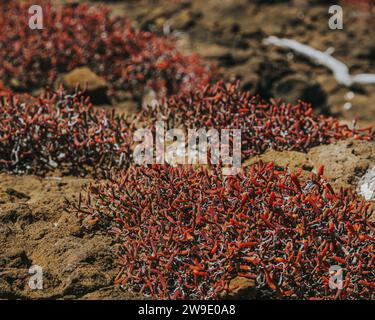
[69,163,375,299]
[0,1,213,102]
[0,88,133,175]
[140,82,373,159]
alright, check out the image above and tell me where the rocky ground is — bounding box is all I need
[98,0,375,124]
[1,0,374,299]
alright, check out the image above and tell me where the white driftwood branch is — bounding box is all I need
[264,36,375,86]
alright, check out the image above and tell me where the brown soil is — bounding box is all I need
[1,0,374,299]
[0,174,143,299]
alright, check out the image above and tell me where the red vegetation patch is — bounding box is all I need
[341,0,375,21]
[0,1,213,100]
[142,82,373,158]
[0,82,12,97]
[341,0,374,10]
[69,163,375,299]
[0,89,133,175]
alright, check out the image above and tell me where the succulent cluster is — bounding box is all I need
[0,80,372,176]
[0,82,11,97]
[141,82,373,158]
[0,1,213,100]
[69,164,375,300]
[0,89,133,175]
[341,0,374,10]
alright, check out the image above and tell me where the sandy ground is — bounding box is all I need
[1,0,374,299]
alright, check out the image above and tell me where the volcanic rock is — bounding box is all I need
[61,67,109,105]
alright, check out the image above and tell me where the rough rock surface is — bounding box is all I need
[60,67,109,104]
[219,276,257,300]
[0,174,139,299]
[308,139,375,188]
